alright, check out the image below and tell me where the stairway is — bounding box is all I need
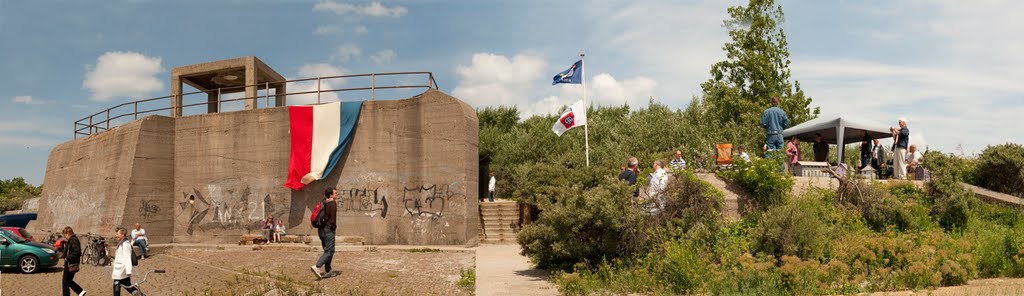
[479,200,519,244]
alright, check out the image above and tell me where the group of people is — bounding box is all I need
[761,96,923,180]
[616,156,673,214]
[261,215,287,243]
[60,223,150,296]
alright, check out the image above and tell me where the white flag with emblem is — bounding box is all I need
[551,100,587,137]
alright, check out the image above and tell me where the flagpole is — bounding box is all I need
[581,51,589,167]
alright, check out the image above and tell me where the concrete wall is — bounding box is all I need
[172,107,293,243]
[38,90,478,245]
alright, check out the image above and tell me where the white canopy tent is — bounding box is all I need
[782,115,893,164]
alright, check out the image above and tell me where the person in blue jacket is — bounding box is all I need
[760,97,789,152]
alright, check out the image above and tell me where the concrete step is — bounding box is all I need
[483,220,520,227]
[479,203,518,209]
[477,227,512,233]
[477,236,516,242]
[480,208,519,214]
[480,215,518,221]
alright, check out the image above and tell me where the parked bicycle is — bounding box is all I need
[119,269,166,296]
[40,230,66,259]
[81,233,110,266]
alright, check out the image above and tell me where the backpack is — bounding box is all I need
[131,247,139,266]
[310,200,327,228]
[124,239,138,266]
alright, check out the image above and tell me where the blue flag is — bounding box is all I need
[552,60,583,85]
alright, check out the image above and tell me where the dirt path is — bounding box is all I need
[0,244,475,295]
[475,244,558,296]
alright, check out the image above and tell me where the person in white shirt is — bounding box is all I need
[906,144,924,177]
[112,227,138,296]
[488,171,496,202]
[275,223,286,243]
[131,223,148,259]
[647,160,669,214]
[738,146,751,162]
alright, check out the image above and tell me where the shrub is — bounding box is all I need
[517,178,646,270]
[720,156,793,210]
[752,198,829,260]
[924,152,975,232]
[975,143,1024,197]
[657,170,725,232]
[656,240,710,293]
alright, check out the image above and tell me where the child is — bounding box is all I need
[274,223,286,243]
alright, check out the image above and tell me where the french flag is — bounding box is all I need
[284,101,363,190]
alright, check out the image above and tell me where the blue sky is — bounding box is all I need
[2,0,1021,185]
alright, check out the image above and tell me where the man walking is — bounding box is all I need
[311,187,338,279]
[891,119,910,179]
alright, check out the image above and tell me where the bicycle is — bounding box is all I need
[119,269,166,296]
[81,233,110,266]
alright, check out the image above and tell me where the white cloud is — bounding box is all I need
[11,95,44,105]
[452,52,659,118]
[288,63,350,105]
[452,53,547,108]
[582,1,730,104]
[331,43,362,62]
[313,1,407,18]
[82,51,164,101]
[354,25,368,36]
[791,1,1024,154]
[298,63,348,78]
[0,120,65,148]
[370,50,396,64]
[313,25,340,35]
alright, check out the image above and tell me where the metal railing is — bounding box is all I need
[74,72,438,138]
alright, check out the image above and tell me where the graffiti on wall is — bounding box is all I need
[402,184,464,219]
[177,178,277,235]
[138,200,161,217]
[339,187,388,218]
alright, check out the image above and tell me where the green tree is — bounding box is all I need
[700,0,818,148]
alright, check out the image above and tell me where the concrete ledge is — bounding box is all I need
[963,183,1024,207]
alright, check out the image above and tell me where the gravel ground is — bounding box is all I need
[0,245,475,296]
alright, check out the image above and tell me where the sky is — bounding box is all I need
[1,0,1021,185]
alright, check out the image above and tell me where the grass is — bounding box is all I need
[457,268,476,290]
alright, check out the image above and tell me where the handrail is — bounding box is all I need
[73,71,438,138]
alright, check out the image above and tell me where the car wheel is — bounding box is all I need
[18,255,39,273]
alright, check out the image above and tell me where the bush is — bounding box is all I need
[721,156,793,210]
[924,152,975,232]
[517,178,646,270]
[975,143,1024,197]
[752,198,830,260]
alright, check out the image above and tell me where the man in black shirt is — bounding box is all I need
[813,133,829,162]
[311,187,338,279]
[617,157,639,198]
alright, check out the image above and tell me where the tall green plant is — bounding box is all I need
[700,0,819,145]
[975,143,1024,197]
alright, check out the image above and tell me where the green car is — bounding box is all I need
[0,229,58,273]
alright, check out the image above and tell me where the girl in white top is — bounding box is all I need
[112,227,138,296]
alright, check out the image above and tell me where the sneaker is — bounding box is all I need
[311,266,322,279]
[78,291,87,296]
